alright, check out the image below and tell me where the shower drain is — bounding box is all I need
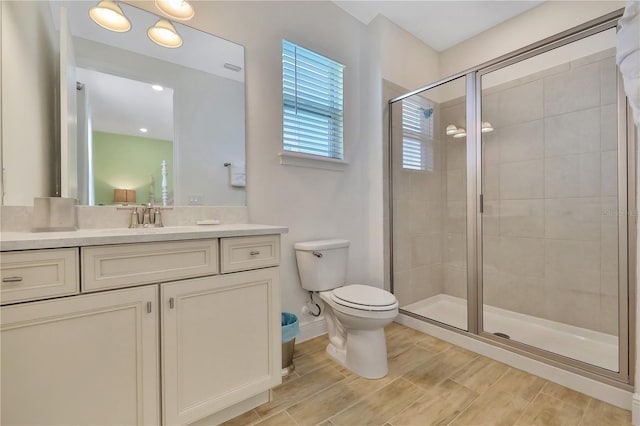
[493,332,511,339]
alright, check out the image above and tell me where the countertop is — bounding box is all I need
[1,224,288,251]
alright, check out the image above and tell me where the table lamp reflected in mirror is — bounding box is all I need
[113,189,136,205]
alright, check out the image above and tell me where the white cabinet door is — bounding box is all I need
[1,286,160,426]
[162,268,281,425]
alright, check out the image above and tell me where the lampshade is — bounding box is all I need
[113,189,136,204]
[148,19,183,48]
[155,0,194,21]
[481,121,494,133]
[453,128,467,138]
[445,124,458,135]
[89,0,131,32]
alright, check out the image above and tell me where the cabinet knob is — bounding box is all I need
[2,277,23,283]
[169,297,175,309]
[250,250,261,256]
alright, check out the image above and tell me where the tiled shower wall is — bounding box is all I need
[393,49,619,335]
[478,50,619,335]
[391,99,446,307]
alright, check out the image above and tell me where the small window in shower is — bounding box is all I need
[402,97,434,171]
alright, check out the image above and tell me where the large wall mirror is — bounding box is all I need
[1,0,246,207]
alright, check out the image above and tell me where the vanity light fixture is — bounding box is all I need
[481,121,494,133]
[89,0,131,32]
[453,128,467,138]
[140,128,148,133]
[155,0,195,21]
[151,84,164,91]
[148,19,183,48]
[445,124,458,135]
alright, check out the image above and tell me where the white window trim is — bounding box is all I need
[278,151,349,172]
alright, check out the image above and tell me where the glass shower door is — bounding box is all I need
[479,28,624,372]
[391,76,469,331]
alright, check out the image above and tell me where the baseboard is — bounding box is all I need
[297,316,327,343]
[633,393,640,425]
[396,313,633,410]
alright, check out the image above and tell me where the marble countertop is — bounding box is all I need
[1,224,288,251]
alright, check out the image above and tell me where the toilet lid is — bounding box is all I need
[332,284,397,308]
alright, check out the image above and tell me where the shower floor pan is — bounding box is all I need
[402,294,618,372]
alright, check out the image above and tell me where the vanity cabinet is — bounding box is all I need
[162,267,280,425]
[0,285,160,425]
[0,247,79,304]
[82,239,219,292]
[0,231,283,426]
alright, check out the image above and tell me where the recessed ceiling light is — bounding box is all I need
[140,128,148,133]
[151,84,164,91]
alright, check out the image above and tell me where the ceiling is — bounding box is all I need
[76,68,174,141]
[333,1,545,51]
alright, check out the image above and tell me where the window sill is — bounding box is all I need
[278,151,349,172]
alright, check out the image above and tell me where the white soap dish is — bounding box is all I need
[196,219,221,225]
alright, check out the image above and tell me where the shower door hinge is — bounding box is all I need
[480,194,484,213]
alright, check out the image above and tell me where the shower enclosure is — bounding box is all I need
[389,11,636,385]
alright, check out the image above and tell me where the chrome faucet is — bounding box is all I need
[128,203,165,228]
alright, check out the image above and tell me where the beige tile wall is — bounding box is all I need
[478,50,619,334]
[440,99,468,300]
[391,98,445,307]
[392,50,619,336]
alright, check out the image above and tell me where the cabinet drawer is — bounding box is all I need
[82,239,218,292]
[1,248,79,304]
[220,235,280,273]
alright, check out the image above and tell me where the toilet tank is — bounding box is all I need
[294,239,349,292]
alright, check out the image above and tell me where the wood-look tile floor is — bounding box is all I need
[224,323,631,426]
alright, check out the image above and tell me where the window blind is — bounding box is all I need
[282,40,345,160]
[402,97,434,171]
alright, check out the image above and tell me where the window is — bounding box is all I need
[282,40,345,160]
[402,97,434,171]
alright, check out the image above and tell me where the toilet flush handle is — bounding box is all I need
[312,251,323,258]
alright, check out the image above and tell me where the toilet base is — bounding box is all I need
[325,328,389,379]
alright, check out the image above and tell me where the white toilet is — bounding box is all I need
[294,239,398,379]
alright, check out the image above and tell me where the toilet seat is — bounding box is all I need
[330,284,398,312]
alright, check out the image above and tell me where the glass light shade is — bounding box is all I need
[446,124,458,135]
[89,0,131,32]
[481,121,494,133]
[148,19,183,48]
[155,0,194,20]
[453,128,467,138]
